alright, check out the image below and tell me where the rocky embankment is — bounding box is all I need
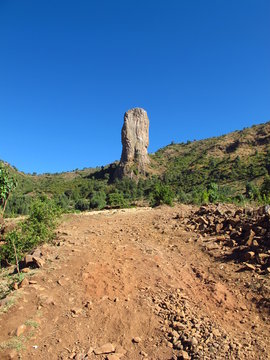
[185,204,270,274]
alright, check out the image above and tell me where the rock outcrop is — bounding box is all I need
[115,108,150,178]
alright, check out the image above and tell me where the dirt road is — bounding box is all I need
[0,206,269,359]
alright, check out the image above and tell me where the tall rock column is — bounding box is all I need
[115,108,150,178]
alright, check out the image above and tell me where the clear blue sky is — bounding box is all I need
[0,0,269,174]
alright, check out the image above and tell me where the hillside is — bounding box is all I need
[2,120,270,215]
[151,121,270,188]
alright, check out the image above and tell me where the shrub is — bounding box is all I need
[108,192,128,208]
[5,195,32,216]
[75,199,90,211]
[245,183,261,201]
[150,183,174,207]
[207,183,219,203]
[90,191,107,210]
[0,163,17,216]
[0,197,61,264]
[260,175,270,199]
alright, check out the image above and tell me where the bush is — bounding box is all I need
[75,199,90,211]
[1,230,24,263]
[207,183,219,203]
[150,183,174,207]
[108,192,128,208]
[176,188,190,204]
[0,197,61,264]
[260,175,270,199]
[5,195,32,216]
[245,183,261,201]
[90,191,107,210]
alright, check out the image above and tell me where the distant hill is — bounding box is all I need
[149,121,270,192]
[2,120,270,215]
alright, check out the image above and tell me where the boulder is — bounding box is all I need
[94,343,115,355]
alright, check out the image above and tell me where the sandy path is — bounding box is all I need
[0,206,269,360]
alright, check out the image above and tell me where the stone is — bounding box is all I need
[180,350,190,359]
[19,278,29,288]
[22,268,30,273]
[24,254,33,266]
[132,337,142,343]
[33,256,45,268]
[243,251,255,261]
[244,263,256,271]
[140,350,148,357]
[115,108,150,178]
[71,307,82,315]
[106,354,123,360]
[114,345,126,356]
[57,279,64,286]
[253,239,259,247]
[257,253,269,263]
[94,343,115,355]
[191,337,198,347]
[212,329,221,337]
[13,283,18,290]
[264,204,270,216]
[31,249,42,258]
[15,324,27,336]
[246,229,255,246]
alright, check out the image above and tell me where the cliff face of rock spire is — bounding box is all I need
[115,108,150,178]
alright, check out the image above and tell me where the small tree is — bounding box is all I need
[90,191,107,210]
[0,163,18,271]
[260,175,270,201]
[207,183,219,203]
[108,192,127,208]
[150,182,174,207]
[0,163,17,216]
[245,182,261,201]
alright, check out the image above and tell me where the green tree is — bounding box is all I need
[75,198,90,211]
[0,163,17,216]
[245,182,261,201]
[265,150,270,174]
[260,175,270,200]
[108,192,128,208]
[1,197,61,264]
[207,183,219,203]
[90,191,107,210]
[0,163,19,270]
[150,182,174,207]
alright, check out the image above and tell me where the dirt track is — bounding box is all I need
[0,206,269,359]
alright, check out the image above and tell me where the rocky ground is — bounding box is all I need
[0,205,269,360]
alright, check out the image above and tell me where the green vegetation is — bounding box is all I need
[0,163,17,216]
[150,182,174,207]
[1,121,270,222]
[0,197,61,264]
[0,334,25,351]
[24,319,39,329]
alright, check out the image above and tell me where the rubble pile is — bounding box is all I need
[185,204,270,274]
[154,291,243,360]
